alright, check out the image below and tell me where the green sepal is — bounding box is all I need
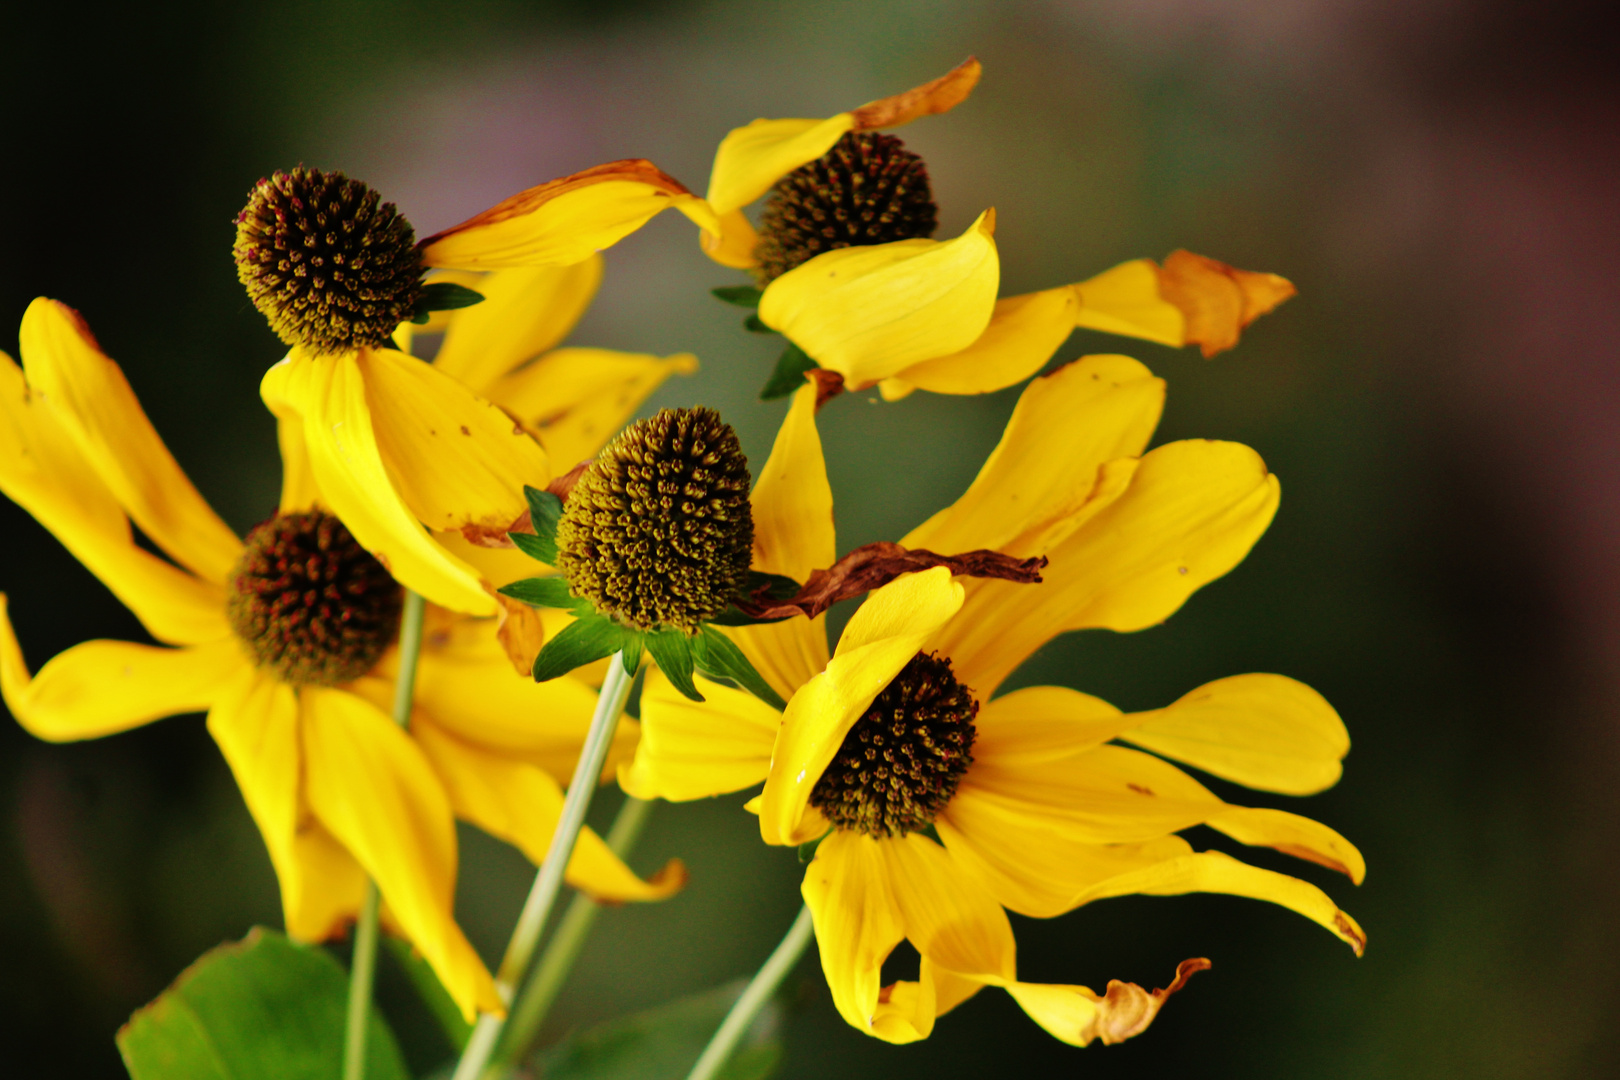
[410,281,485,323]
[385,938,471,1053]
[620,631,646,676]
[760,342,817,400]
[533,613,628,682]
[498,576,589,614]
[510,530,558,565]
[117,927,409,1080]
[743,313,774,334]
[711,284,764,308]
[646,630,702,702]
[797,833,827,864]
[708,571,803,627]
[693,626,787,710]
[510,484,565,564]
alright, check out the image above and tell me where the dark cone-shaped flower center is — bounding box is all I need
[752,131,939,285]
[556,407,753,633]
[234,167,423,353]
[227,511,403,686]
[810,652,977,838]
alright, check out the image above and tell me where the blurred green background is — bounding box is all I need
[5,0,1619,1076]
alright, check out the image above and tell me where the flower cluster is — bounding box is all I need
[0,55,1357,1078]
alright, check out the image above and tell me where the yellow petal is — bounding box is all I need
[276,413,320,514]
[430,260,603,392]
[0,352,230,644]
[262,353,494,615]
[883,833,1016,984]
[969,685,1129,767]
[0,600,239,742]
[281,821,369,943]
[723,381,835,700]
[301,686,501,1019]
[699,209,761,270]
[758,211,1000,388]
[962,743,1226,845]
[903,354,1164,557]
[419,160,717,270]
[485,347,699,471]
[1070,258,1187,346]
[940,439,1280,696]
[619,669,779,801]
[359,346,551,536]
[1155,250,1296,358]
[1119,673,1349,795]
[800,831,922,1043]
[1071,849,1365,955]
[18,299,241,582]
[760,569,964,846]
[1206,806,1366,884]
[888,286,1079,397]
[1007,959,1209,1047]
[414,718,684,902]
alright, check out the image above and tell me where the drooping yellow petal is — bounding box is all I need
[620,670,779,802]
[359,346,551,537]
[941,439,1280,695]
[699,209,762,269]
[886,287,1078,398]
[883,833,1016,985]
[419,161,718,270]
[0,600,240,742]
[962,743,1226,845]
[800,830,926,1043]
[429,260,603,392]
[1155,250,1296,358]
[0,353,231,645]
[1007,959,1209,1047]
[760,570,965,846]
[301,686,500,1019]
[1070,258,1186,346]
[1120,673,1349,795]
[414,718,685,902]
[484,347,699,471]
[281,821,370,943]
[758,212,1000,388]
[1070,849,1365,955]
[1206,806,1365,884]
[723,381,835,700]
[276,413,320,514]
[262,353,493,615]
[969,685,1129,767]
[18,299,242,582]
[904,354,1164,557]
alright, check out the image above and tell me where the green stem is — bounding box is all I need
[452,652,636,1080]
[686,905,816,1080]
[343,590,427,1080]
[493,796,654,1070]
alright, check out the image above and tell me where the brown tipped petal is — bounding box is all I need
[851,57,984,131]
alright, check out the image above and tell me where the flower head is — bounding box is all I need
[624,360,1363,1046]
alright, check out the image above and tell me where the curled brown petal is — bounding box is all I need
[1082,958,1211,1046]
[850,57,983,131]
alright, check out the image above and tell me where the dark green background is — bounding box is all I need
[4,1,1618,1076]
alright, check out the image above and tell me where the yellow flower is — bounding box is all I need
[242,165,711,617]
[0,299,683,1021]
[695,58,1294,394]
[623,358,1362,1045]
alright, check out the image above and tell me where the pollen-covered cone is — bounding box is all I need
[627,358,1363,1046]
[0,299,683,1021]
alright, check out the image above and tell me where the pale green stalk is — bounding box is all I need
[686,905,816,1080]
[452,653,636,1080]
[343,590,427,1080]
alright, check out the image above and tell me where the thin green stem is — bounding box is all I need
[452,652,636,1080]
[686,905,816,1080]
[343,589,427,1080]
[493,796,655,1070]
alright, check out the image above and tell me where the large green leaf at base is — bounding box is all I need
[117,927,409,1080]
[531,980,781,1080]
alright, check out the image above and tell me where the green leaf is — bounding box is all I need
[117,927,408,1080]
[411,282,486,325]
[498,576,589,613]
[510,530,559,566]
[385,938,471,1053]
[533,614,627,682]
[742,313,774,334]
[711,284,764,308]
[759,343,817,401]
[693,627,786,710]
[645,630,702,702]
[530,979,782,1080]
